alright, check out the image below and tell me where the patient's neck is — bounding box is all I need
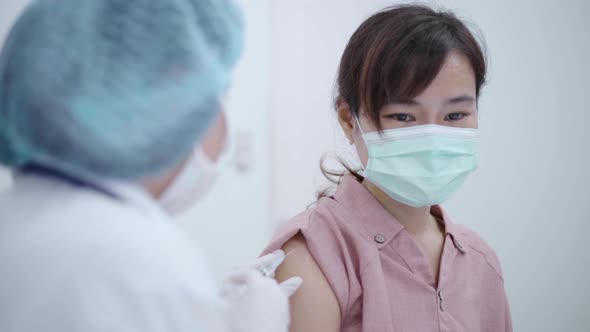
[363,180,440,236]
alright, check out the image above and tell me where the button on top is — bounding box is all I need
[450,234,465,251]
[374,234,386,244]
[438,290,444,311]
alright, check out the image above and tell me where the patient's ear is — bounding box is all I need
[336,98,355,145]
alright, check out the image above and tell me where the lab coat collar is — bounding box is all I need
[100,179,169,219]
[16,167,169,220]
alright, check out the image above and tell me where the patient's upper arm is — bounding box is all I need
[275,233,341,332]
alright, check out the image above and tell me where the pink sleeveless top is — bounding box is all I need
[262,176,512,332]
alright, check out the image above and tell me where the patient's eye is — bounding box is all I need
[445,112,467,121]
[386,113,416,122]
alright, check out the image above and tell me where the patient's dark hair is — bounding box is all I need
[319,4,487,199]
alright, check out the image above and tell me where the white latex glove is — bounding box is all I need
[221,250,302,332]
[253,250,303,296]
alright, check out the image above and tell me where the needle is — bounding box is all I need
[260,249,295,278]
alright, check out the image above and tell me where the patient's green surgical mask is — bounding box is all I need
[356,118,479,207]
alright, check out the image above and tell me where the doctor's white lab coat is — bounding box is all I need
[0,172,226,331]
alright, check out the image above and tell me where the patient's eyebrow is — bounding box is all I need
[390,98,420,106]
[387,95,476,107]
[447,95,476,105]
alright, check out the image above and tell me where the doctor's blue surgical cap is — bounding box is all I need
[0,0,244,180]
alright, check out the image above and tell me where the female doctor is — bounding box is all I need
[0,0,301,331]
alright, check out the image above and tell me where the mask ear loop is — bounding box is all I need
[354,116,366,136]
[353,116,369,173]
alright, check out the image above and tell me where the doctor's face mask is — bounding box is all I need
[159,111,229,215]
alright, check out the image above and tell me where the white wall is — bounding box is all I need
[0,167,11,192]
[442,2,590,331]
[269,1,590,331]
[178,0,273,280]
[0,0,28,193]
[0,1,28,39]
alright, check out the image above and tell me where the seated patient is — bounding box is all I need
[263,5,512,332]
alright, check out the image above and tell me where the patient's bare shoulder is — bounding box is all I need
[275,233,341,332]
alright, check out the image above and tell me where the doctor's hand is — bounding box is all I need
[221,250,303,332]
[252,250,303,295]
